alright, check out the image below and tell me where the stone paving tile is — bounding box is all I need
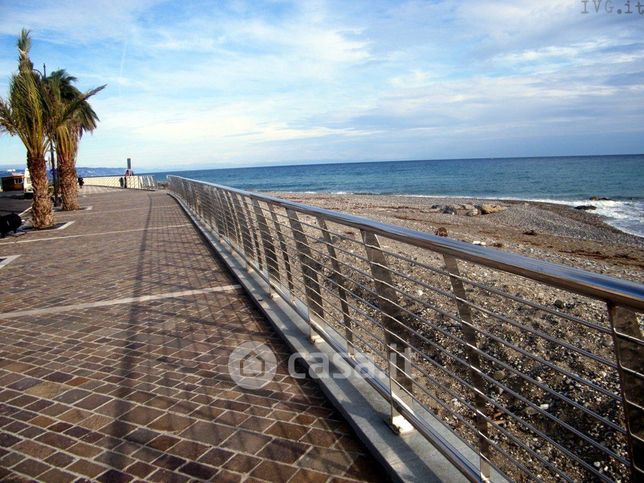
[0,189,386,482]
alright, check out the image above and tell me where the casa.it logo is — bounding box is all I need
[228,341,277,389]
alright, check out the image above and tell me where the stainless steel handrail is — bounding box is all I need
[168,175,644,483]
[171,178,643,310]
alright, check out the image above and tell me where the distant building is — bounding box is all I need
[1,173,24,192]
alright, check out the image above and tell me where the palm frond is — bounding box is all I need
[0,98,18,135]
[9,71,47,154]
[59,84,106,130]
[17,29,34,73]
[5,29,106,164]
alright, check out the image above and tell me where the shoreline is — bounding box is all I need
[269,192,644,283]
[263,190,643,238]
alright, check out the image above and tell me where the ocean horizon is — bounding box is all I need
[147,154,643,237]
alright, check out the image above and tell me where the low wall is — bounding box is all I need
[83,175,156,190]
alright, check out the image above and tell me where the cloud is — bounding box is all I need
[0,0,642,169]
[0,0,155,43]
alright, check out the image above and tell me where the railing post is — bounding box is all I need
[607,303,644,480]
[317,218,354,356]
[361,230,414,434]
[241,197,265,272]
[199,185,212,228]
[214,189,234,244]
[443,255,491,482]
[287,209,324,340]
[222,191,245,255]
[205,186,220,234]
[195,184,205,219]
[253,199,280,295]
[185,182,195,208]
[269,205,295,298]
[189,182,198,210]
[231,193,256,269]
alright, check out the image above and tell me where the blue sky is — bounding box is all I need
[1,0,643,170]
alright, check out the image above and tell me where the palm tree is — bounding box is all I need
[0,29,53,228]
[45,70,104,211]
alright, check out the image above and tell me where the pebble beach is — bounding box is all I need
[268,191,642,481]
[271,192,644,283]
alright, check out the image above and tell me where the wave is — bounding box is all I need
[562,199,643,238]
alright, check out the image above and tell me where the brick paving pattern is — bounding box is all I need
[0,189,385,482]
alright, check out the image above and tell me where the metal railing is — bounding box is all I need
[168,175,643,483]
[82,175,157,190]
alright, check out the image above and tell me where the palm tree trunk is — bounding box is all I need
[58,153,80,211]
[27,153,54,228]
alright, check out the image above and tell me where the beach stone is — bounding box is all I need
[435,227,448,237]
[575,205,596,211]
[554,299,565,309]
[466,209,479,216]
[441,205,457,215]
[462,204,475,210]
[523,230,537,236]
[479,203,506,214]
[525,407,538,416]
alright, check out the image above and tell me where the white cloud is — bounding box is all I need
[0,0,642,169]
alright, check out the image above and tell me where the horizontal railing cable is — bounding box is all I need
[169,176,643,483]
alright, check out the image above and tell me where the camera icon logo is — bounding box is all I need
[228,341,277,389]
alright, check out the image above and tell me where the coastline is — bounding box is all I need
[269,192,644,283]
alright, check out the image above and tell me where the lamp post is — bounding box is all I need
[43,64,60,206]
[50,143,60,207]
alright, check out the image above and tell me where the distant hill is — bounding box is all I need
[0,165,22,174]
[77,167,124,177]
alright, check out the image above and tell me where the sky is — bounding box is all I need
[0,0,643,171]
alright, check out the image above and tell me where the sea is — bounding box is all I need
[147,155,644,238]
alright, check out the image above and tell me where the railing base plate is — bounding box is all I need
[390,415,416,435]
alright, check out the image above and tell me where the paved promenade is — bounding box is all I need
[0,188,384,482]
